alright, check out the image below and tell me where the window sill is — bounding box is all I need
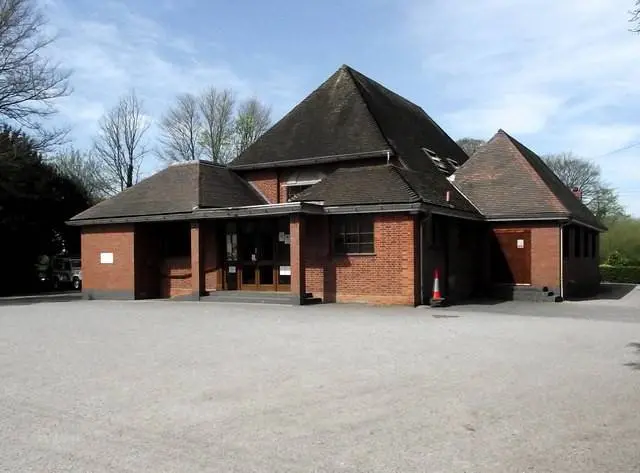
[334,253,376,257]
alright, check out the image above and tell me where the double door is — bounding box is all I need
[224,219,291,291]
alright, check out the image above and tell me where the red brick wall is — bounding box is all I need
[160,257,191,298]
[244,170,279,204]
[81,225,135,295]
[242,158,393,205]
[302,213,416,305]
[190,223,203,296]
[290,215,304,300]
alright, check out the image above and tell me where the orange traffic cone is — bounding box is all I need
[430,268,445,307]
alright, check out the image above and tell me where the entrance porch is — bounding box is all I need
[139,213,309,304]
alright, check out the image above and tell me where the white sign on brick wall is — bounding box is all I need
[100,252,114,264]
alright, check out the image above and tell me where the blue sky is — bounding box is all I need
[42,0,640,214]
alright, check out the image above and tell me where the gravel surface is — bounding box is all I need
[1,301,640,472]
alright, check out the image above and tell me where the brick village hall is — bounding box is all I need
[68,65,606,305]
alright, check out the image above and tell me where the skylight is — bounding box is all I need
[422,147,453,175]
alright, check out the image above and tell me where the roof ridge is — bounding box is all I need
[389,166,424,202]
[342,66,395,154]
[485,131,567,215]
[501,131,587,216]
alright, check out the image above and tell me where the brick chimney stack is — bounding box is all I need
[572,187,583,201]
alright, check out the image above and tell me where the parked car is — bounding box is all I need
[51,257,82,290]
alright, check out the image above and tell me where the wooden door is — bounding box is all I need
[491,230,531,285]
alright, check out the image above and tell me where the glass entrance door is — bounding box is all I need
[223,218,291,292]
[238,219,276,291]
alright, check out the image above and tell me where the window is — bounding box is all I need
[333,215,374,254]
[591,232,598,258]
[574,226,581,258]
[286,185,311,202]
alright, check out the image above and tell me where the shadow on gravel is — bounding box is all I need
[624,342,640,370]
[570,283,637,302]
[0,293,81,307]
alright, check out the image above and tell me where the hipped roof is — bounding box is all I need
[69,161,264,223]
[454,130,605,230]
[229,65,469,173]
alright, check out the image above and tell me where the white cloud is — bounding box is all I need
[403,0,640,215]
[41,0,303,174]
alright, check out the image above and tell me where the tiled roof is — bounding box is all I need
[454,130,605,229]
[293,165,419,206]
[70,161,264,222]
[294,164,479,214]
[229,65,469,174]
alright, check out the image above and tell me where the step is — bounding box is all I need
[489,286,561,303]
[202,292,296,305]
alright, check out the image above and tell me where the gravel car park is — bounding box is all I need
[1,300,640,472]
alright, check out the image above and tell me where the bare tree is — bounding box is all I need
[0,0,71,148]
[233,97,271,158]
[94,91,150,193]
[50,147,110,203]
[199,87,235,164]
[456,137,486,157]
[158,93,202,162]
[542,152,624,220]
[631,0,640,32]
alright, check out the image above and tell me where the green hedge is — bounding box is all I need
[600,265,640,284]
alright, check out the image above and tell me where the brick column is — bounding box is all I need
[190,222,204,299]
[290,214,305,305]
[202,223,220,291]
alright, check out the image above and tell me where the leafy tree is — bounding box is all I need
[542,152,625,220]
[600,217,640,265]
[456,138,486,157]
[0,126,91,295]
[233,98,272,158]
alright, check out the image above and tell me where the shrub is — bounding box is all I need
[600,265,640,284]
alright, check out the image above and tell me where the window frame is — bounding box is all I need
[332,215,375,255]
